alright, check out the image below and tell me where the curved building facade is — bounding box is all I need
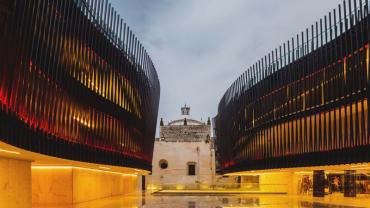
[215,0,370,174]
[0,0,160,171]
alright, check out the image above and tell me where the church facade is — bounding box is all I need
[146,106,216,190]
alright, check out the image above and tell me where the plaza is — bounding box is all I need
[1,0,370,207]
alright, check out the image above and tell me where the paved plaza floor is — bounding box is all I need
[33,193,370,208]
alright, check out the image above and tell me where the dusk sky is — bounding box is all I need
[110,0,341,136]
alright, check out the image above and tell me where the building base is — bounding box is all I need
[0,142,145,207]
[32,167,139,206]
[0,156,31,208]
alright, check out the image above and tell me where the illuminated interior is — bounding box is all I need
[0,0,160,170]
[226,163,370,176]
[215,0,370,175]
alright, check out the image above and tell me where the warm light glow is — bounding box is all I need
[99,166,111,170]
[294,171,313,175]
[72,115,94,128]
[352,167,370,170]
[146,184,159,191]
[200,184,210,189]
[223,207,249,208]
[31,166,137,176]
[321,79,324,105]
[343,57,347,82]
[176,185,185,190]
[0,149,21,155]
[31,166,73,169]
[252,109,255,128]
[367,46,369,81]
[351,164,368,168]
[225,162,370,176]
[226,171,285,176]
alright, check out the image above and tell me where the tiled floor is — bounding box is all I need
[35,193,370,208]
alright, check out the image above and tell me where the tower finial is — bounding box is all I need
[181,104,190,116]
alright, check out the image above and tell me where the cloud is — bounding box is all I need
[111,0,342,136]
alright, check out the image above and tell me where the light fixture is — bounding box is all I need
[31,166,137,176]
[31,166,73,170]
[352,167,370,170]
[0,149,21,155]
[294,171,312,174]
[351,164,368,168]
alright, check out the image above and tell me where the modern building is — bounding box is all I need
[215,0,370,197]
[0,0,159,207]
[146,105,216,190]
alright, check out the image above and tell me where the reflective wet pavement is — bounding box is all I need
[35,193,370,208]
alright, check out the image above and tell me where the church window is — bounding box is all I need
[187,162,196,176]
[159,159,168,169]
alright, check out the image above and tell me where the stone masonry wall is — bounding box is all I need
[159,125,210,142]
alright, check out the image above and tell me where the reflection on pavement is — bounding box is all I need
[35,194,369,208]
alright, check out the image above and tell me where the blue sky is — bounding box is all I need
[110,0,341,136]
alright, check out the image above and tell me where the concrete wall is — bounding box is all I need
[32,167,139,206]
[32,167,73,205]
[0,157,31,208]
[147,141,215,189]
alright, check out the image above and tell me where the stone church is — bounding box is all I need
[146,105,216,190]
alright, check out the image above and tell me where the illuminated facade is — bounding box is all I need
[146,106,215,191]
[215,0,370,174]
[0,0,160,171]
